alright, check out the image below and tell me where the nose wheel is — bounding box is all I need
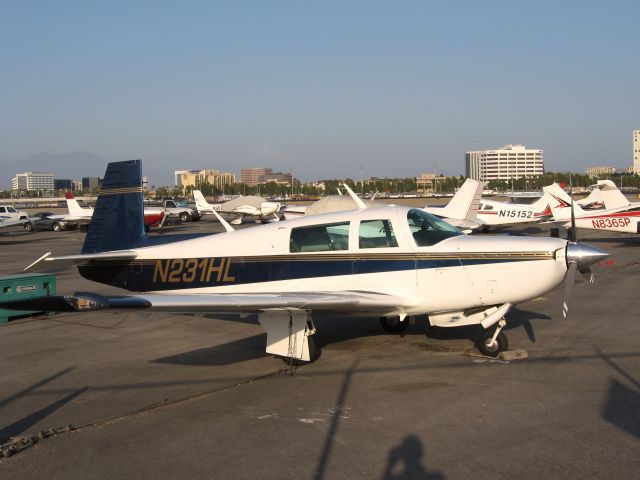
[477,319,509,357]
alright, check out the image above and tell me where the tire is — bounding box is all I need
[144,225,150,233]
[280,336,320,366]
[52,222,61,232]
[24,222,33,232]
[180,212,189,222]
[477,331,508,357]
[380,316,409,334]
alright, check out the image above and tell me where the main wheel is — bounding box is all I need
[280,336,320,366]
[380,316,409,334]
[180,212,189,222]
[24,222,33,232]
[477,330,508,357]
[52,222,61,232]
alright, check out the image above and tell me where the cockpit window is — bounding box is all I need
[407,209,462,247]
[359,219,398,249]
[290,222,350,252]
[482,204,494,211]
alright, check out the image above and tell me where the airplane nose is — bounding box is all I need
[566,242,609,269]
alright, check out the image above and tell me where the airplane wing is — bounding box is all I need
[0,290,399,316]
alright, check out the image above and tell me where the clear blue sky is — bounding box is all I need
[1,0,638,185]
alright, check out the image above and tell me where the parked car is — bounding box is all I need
[25,212,77,232]
[0,205,29,222]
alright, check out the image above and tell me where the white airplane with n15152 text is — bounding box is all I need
[3,160,609,362]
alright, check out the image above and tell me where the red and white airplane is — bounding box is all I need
[475,195,552,230]
[544,183,640,235]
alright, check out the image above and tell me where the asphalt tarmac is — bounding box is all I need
[0,218,638,479]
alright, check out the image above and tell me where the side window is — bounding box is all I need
[0,207,5,213]
[7,207,16,213]
[290,222,350,252]
[483,204,494,211]
[359,219,398,249]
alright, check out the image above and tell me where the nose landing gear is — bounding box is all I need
[477,318,509,357]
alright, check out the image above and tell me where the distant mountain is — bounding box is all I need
[1,152,109,189]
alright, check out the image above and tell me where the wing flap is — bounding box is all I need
[1,291,398,315]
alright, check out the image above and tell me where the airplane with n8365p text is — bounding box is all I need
[2,160,609,362]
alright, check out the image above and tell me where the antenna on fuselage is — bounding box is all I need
[340,182,368,209]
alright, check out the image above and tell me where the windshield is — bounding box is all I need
[407,209,463,247]
[175,200,190,208]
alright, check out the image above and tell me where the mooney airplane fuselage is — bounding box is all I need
[77,206,570,317]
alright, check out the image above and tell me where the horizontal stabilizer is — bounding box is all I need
[25,251,139,273]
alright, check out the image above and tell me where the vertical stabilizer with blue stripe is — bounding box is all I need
[82,160,145,254]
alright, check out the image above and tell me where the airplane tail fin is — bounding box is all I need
[193,190,213,213]
[66,197,93,216]
[595,180,629,209]
[543,183,586,220]
[437,179,485,221]
[82,160,145,254]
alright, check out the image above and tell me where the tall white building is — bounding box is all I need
[633,130,640,174]
[11,171,55,192]
[466,144,544,181]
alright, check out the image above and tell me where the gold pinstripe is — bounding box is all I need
[78,250,556,267]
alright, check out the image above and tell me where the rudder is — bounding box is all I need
[82,160,145,253]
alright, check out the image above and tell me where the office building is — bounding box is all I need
[241,168,272,187]
[54,179,73,190]
[466,144,544,181]
[262,172,292,185]
[175,169,236,189]
[585,166,616,178]
[82,177,102,190]
[11,172,55,192]
[416,173,446,195]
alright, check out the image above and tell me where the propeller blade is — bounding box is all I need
[579,266,595,284]
[562,262,578,318]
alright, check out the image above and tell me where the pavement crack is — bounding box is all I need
[0,370,280,460]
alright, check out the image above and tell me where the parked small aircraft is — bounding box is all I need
[422,179,485,232]
[475,195,552,229]
[193,190,280,224]
[577,180,630,210]
[4,161,608,362]
[283,179,485,233]
[544,183,640,235]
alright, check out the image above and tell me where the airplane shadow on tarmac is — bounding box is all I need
[153,308,551,367]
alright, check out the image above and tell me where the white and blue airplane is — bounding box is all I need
[6,160,608,361]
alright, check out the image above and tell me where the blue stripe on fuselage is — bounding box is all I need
[78,256,539,292]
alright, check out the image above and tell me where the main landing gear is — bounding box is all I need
[380,316,409,334]
[477,318,509,357]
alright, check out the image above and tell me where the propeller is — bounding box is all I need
[561,178,608,317]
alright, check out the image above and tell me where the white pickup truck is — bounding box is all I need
[0,205,29,226]
[146,200,200,223]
